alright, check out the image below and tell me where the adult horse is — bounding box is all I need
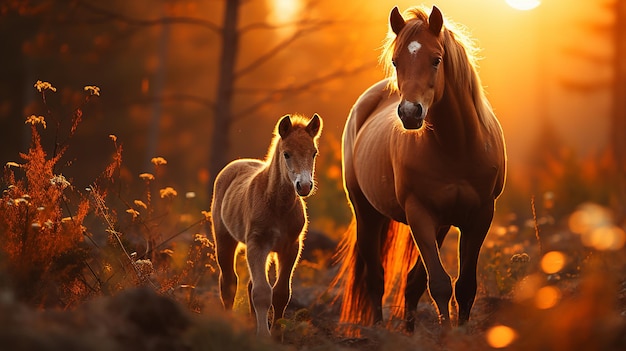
[335,5,506,331]
[211,114,322,336]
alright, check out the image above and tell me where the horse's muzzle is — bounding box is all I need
[397,102,425,130]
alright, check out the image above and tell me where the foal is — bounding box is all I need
[211,114,322,336]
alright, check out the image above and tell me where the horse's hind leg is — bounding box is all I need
[352,195,389,325]
[456,204,494,325]
[405,225,449,332]
[246,238,273,336]
[271,240,301,330]
[214,230,239,310]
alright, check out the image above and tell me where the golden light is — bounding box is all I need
[486,325,518,348]
[506,0,541,11]
[535,285,561,309]
[540,251,566,274]
[267,0,302,24]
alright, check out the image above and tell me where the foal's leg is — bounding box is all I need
[405,199,452,327]
[246,239,273,336]
[213,218,239,310]
[456,204,494,325]
[271,240,301,330]
[405,225,449,332]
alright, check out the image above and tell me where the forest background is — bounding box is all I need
[0,0,625,349]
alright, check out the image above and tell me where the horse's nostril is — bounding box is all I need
[416,103,423,118]
[296,182,302,191]
[397,104,403,118]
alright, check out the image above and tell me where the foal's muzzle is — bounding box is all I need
[397,101,425,130]
[296,180,313,197]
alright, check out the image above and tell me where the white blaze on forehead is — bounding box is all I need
[408,41,422,55]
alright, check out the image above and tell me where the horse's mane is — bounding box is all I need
[264,114,315,163]
[380,6,500,134]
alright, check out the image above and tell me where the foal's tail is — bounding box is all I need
[332,220,418,329]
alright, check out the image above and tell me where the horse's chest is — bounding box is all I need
[432,181,480,214]
[254,204,306,249]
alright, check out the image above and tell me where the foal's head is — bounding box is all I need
[276,114,322,197]
[386,6,445,130]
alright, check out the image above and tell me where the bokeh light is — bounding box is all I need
[568,203,612,235]
[534,285,561,309]
[540,251,566,274]
[568,203,625,251]
[486,325,518,348]
[587,226,626,251]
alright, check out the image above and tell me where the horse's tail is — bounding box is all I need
[332,220,417,329]
[382,221,418,322]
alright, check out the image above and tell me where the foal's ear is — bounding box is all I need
[306,113,322,137]
[429,5,444,36]
[390,7,405,35]
[278,115,292,138]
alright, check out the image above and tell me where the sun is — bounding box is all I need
[506,0,541,11]
[267,0,302,24]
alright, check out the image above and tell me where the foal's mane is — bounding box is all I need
[264,114,314,163]
[380,6,499,134]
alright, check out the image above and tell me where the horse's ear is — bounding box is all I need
[306,113,322,137]
[278,115,292,138]
[429,6,444,35]
[390,7,405,35]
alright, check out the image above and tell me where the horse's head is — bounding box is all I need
[389,6,445,130]
[277,114,322,197]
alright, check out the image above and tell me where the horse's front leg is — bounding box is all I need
[271,239,301,331]
[246,237,273,336]
[456,203,494,325]
[405,199,452,328]
[404,225,450,332]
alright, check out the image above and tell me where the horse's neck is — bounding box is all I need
[430,83,485,154]
[263,151,297,206]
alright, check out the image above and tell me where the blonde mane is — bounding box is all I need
[379,6,499,134]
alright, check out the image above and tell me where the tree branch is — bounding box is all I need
[75,0,221,34]
[562,47,612,66]
[234,19,334,80]
[239,18,331,34]
[559,77,611,92]
[128,94,215,110]
[233,62,375,119]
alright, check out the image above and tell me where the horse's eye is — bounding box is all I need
[283,152,290,160]
[432,57,442,67]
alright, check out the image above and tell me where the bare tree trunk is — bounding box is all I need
[612,0,626,222]
[209,0,240,194]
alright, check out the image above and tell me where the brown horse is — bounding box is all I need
[335,6,506,331]
[211,114,322,336]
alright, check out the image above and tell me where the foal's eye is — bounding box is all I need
[283,152,290,160]
[432,57,442,67]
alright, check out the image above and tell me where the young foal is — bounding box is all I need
[211,114,322,336]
